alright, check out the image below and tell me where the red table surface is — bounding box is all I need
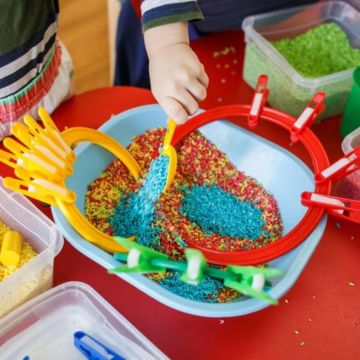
[2,31,360,360]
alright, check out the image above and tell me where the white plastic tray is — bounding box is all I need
[0,180,63,318]
[0,281,168,360]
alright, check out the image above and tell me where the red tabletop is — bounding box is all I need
[2,31,360,359]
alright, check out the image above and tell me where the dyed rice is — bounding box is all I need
[85,128,283,303]
[0,220,37,282]
[180,184,265,240]
[111,155,169,249]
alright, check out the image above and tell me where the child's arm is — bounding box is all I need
[144,22,208,124]
[142,1,208,124]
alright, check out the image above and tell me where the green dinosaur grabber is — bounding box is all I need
[110,237,283,304]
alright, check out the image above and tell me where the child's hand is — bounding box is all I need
[145,23,209,124]
[148,43,208,124]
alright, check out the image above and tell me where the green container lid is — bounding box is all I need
[341,67,360,137]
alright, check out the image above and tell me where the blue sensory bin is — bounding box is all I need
[52,105,326,317]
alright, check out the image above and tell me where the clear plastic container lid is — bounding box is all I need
[0,281,168,360]
[342,126,360,153]
[334,126,360,199]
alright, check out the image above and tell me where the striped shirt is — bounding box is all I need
[139,0,318,33]
[0,0,59,99]
[0,0,74,140]
[1,0,204,133]
[140,0,204,31]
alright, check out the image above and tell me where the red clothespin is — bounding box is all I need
[290,92,326,143]
[248,75,269,128]
[301,191,360,224]
[315,146,360,184]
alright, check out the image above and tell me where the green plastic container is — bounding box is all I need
[242,1,360,120]
[341,67,360,137]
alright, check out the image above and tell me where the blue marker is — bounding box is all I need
[74,331,125,360]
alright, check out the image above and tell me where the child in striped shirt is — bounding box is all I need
[117,0,316,124]
[0,0,73,139]
[135,0,208,125]
[0,0,201,139]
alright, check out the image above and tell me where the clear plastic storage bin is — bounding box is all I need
[342,126,360,153]
[0,180,63,318]
[335,127,360,199]
[242,1,360,120]
[0,281,168,360]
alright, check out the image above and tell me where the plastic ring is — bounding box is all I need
[58,127,141,253]
[171,105,331,265]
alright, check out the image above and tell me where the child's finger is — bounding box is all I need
[173,88,199,115]
[187,80,207,102]
[197,67,209,88]
[160,96,188,124]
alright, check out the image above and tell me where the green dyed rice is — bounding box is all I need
[243,22,360,119]
[273,23,360,78]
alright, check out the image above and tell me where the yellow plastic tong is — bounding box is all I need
[0,108,141,253]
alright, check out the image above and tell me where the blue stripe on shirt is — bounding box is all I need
[0,11,56,67]
[0,34,56,91]
[142,2,202,26]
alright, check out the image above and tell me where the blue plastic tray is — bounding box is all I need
[52,105,327,317]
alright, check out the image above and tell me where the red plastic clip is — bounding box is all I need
[290,92,326,143]
[302,191,360,224]
[315,146,360,184]
[248,75,269,128]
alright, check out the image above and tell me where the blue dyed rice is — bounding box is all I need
[180,184,264,240]
[159,272,224,303]
[111,155,169,248]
